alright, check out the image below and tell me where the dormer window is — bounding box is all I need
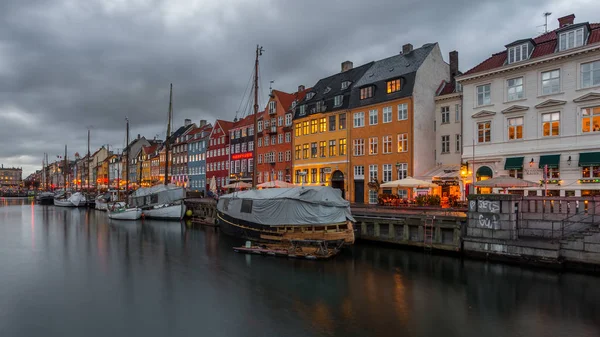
[305,92,315,100]
[291,100,297,109]
[360,86,374,100]
[268,101,276,114]
[323,87,331,94]
[334,95,343,107]
[559,27,584,51]
[299,105,306,116]
[341,81,351,90]
[508,44,529,64]
[316,100,325,112]
[386,79,401,93]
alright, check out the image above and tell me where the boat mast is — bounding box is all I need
[164,83,172,186]
[63,144,67,190]
[106,144,110,191]
[125,117,130,194]
[252,45,263,188]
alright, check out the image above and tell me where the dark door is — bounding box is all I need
[354,180,364,204]
[331,170,345,199]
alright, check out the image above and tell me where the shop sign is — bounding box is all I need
[231,152,253,160]
[525,168,542,175]
[432,179,459,186]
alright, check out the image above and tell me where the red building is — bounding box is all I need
[206,119,234,190]
[256,86,311,183]
[228,114,255,184]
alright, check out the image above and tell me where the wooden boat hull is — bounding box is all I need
[108,208,142,220]
[141,203,185,221]
[233,244,339,260]
[216,211,355,246]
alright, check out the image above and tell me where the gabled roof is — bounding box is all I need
[294,62,374,119]
[463,21,600,76]
[143,144,159,155]
[348,43,437,108]
[209,119,234,139]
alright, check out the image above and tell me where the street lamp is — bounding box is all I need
[299,171,307,187]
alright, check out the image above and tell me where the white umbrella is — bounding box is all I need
[473,175,538,188]
[256,180,296,188]
[380,176,438,188]
[209,176,217,193]
[222,181,252,189]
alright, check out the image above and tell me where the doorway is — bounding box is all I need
[331,170,345,199]
[354,180,364,203]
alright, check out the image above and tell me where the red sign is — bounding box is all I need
[231,152,253,160]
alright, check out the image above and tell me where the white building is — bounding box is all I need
[458,14,600,197]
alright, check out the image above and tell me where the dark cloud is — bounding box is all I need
[0,0,594,175]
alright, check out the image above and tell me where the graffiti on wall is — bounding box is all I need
[478,213,499,229]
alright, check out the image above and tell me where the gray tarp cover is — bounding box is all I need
[128,184,185,207]
[217,186,355,226]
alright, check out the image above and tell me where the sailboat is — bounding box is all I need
[128,84,186,221]
[107,117,142,220]
[215,46,356,247]
[54,145,76,207]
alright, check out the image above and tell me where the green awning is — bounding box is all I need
[538,154,560,169]
[504,157,524,170]
[579,152,600,166]
[476,166,493,178]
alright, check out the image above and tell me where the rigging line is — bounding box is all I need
[236,62,256,120]
[258,63,265,113]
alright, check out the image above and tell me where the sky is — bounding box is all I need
[1,0,597,176]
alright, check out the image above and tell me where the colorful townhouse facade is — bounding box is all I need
[256,87,309,183]
[458,13,600,197]
[228,115,254,184]
[206,119,233,190]
[187,120,212,193]
[292,61,374,198]
[171,119,196,187]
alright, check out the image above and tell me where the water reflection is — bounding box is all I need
[0,199,598,337]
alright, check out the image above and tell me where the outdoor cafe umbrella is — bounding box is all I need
[473,175,538,188]
[380,176,438,189]
[209,176,217,193]
[222,181,252,189]
[256,180,296,188]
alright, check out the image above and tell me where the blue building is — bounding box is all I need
[187,120,212,194]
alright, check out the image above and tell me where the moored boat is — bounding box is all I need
[107,203,142,220]
[216,186,355,246]
[129,184,186,221]
[37,191,55,205]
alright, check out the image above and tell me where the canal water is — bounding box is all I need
[1,198,599,337]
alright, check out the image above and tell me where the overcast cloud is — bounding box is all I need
[0,0,596,175]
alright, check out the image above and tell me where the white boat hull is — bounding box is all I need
[54,199,75,207]
[108,208,142,220]
[142,203,185,220]
[96,200,108,211]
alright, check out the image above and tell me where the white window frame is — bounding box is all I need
[334,95,343,107]
[396,163,408,180]
[353,139,365,156]
[257,120,263,132]
[382,106,392,123]
[542,112,560,137]
[508,44,528,64]
[441,106,450,124]
[581,60,600,89]
[369,164,378,183]
[369,109,378,125]
[507,77,524,101]
[382,135,392,154]
[353,112,364,128]
[441,135,450,154]
[541,69,560,95]
[476,84,491,106]
[285,113,292,126]
[268,101,276,114]
[368,190,378,205]
[581,105,600,134]
[455,134,461,153]
[382,164,392,182]
[353,165,364,179]
[455,104,460,122]
[507,116,524,140]
[559,27,584,51]
[285,132,291,143]
[397,133,408,152]
[398,103,408,121]
[477,121,491,143]
[369,137,378,155]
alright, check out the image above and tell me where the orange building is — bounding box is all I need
[256,87,310,184]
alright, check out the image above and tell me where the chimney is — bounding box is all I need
[449,50,459,84]
[199,119,207,127]
[402,43,413,54]
[297,85,305,92]
[341,61,353,72]
[184,118,192,127]
[137,134,140,140]
[558,14,575,28]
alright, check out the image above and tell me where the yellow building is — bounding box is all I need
[292,61,374,199]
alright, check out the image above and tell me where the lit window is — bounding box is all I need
[329,140,336,157]
[319,141,326,157]
[477,121,491,143]
[369,137,378,155]
[295,123,301,137]
[542,112,560,137]
[508,117,524,140]
[360,86,373,100]
[311,119,318,134]
[319,118,327,132]
[386,79,401,93]
[581,106,600,133]
[339,138,346,156]
[397,133,408,152]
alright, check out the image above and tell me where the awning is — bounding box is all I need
[418,165,461,181]
[476,166,493,178]
[538,154,560,169]
[579,152,600,166]
[504,157,524,170]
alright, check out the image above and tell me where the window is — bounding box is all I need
[581,60,600,89]
[383,164,392,182]
[581,165,600,178]
[299,105,306,116]
[542,112,560,137]
[477,121,491,143]
[507,77,524,101]
[319,168,326,183]
[295,123,301,137]
[258,138,262,147]
[334,95,343,107]
[268,101,276,114]
[278,134,283,144]
[368,190,378,204]
[382,136,392,154]
[397,163,408,179]
[285,113,292,126]
[353,112,364,127]
[508,169,524,179]
[339,113,346,130]
[311,168,317,183]
[264,119,270,129]
[559,27,584,51]
[379,106,391,124]
[441,106,450,124]
[508,44,528,64]
[278,116,283,126]
[398,103,408,120]
[541,70,560,95]
[302,121,309,135]
[295,145,301,160]
[354,165,364,179]
[285,151,291,162]
[310,142,317,158]
[369,164,378,183]
[339,138,346,156]
[329,115,336,131]
[360,86,373,99]
[353,139,365,156]
[285,132,291,143]
[508,117,524,140]
[455,134,461,152]
[302,169,308,183]
[319,117,327,132]
[316,100,325,113]
[581,106,600,133]
[368,109,378,125]
[319,141,326,157]
[546,167,560,179]
[441,135,450,153]
[341,81,350,90]
[397,133,408,152]
[369,137,378,155]
[387,79,401,93]
[264,136,269,146]
[311,119,318,134]
[302,144,309,159]
[476,84,491,106]
[278,152,283,162]
[329,140,336,156]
